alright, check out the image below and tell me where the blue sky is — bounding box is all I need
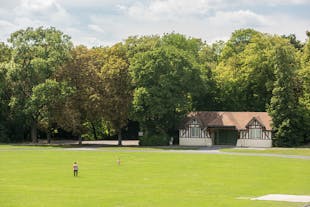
[0,0,309,47]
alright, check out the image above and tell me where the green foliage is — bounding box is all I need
[193,42,224,110]
[29,79,74,132]
[0,27,309,145]
[55,45,101,137]
[213,30,276,111]
[124,35,160,58]
[281,34,304,50]
[130,43,202,136]
[139,133,169,146]
[0,42,11,63]
[99,43,133,145]
[220,28,260,61]
[0,124,9,143]
[298,35,310,143]
[161,33,203,58]
[268,39,304,146]
[7,27,73,142]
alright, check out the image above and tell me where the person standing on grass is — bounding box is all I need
[73,162,78,176]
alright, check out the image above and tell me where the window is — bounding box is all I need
[249,128,262,139]
[190,125,200,137]
[192,119,198,125]
[188,119,200,138]
[248,120,262,139]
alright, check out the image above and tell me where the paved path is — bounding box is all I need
[168,149,310,160]
[1,141,309,160]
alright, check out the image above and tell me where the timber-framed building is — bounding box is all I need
[179,111,272,147]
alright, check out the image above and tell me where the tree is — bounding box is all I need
[213,30,281,111]
[268,38,303,146]
[297,33,310,143]
[29,79,74,143]
[0,43,12,142]
[7,27,72,142]
[281,34,304,50]
[124,35,160,59]
[193,41,225,111]
[213,29,262,110]
[130,44,202,138]
[161,33,203,58]
[99,43,133,146]
[238,34,277,111]
[55,45,102,144]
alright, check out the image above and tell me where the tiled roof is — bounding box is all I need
[180,111,272,130]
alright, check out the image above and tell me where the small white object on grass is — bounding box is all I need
[117,158,121,166]
[251,194,310,203]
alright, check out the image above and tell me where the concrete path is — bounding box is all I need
[62,146,310,160]
[1,141,309,160]
[182,150,310,160]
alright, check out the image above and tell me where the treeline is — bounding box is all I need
[0,27,309,146]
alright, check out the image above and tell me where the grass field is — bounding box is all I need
[0,145,309,207]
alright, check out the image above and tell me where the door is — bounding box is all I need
[215,129,238,145]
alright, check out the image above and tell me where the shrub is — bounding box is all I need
[139,133,169,146]
[0,124,9,143]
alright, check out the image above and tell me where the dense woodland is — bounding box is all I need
[0,27,309,146]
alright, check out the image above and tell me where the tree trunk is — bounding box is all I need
[91,122,98,140]
[118,130,122,146]
[78,135,82,145]
[31,122,38,143]
[47,130,51,144]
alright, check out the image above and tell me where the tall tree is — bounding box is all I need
[268,38,303,146]
[55,45,102,144]
[281,34,304,50]
[130,44,202,137]
[29,79,74,143]
[0,43,12,142]
[7,27,72,142]
[213,29,262,110]
[124,35,160,59]
[100,43,133,146]
[161,33,203,58]
[298,32,310,143]
[213,30,281,111]
[193,41,225,111]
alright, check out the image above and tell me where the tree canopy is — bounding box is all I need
[0,27,309,147]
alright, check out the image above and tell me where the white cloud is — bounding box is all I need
[88,24,105,34]
[0,20,18,41]
[254,0,310,5]
[0,0,309,47]
[19,0,55,12]
[13,0,74,26]
[208,10,269,28]
[258,13,310,41]
[124,0,212,21]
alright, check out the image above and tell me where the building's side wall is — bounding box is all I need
[236,139,272,147]
[179,128,210,139]
[179,127,212,146]
[240,130,272,139]
[179,138,212,146]
[238,130,272,147]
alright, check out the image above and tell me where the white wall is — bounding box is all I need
[179,138,212,146]
[236,139,272,148]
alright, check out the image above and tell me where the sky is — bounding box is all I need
[0,0,309,47]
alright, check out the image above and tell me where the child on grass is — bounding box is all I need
[73,162,78,176]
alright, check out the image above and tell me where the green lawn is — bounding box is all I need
[0,146,309,207]
[221,148,310,156]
